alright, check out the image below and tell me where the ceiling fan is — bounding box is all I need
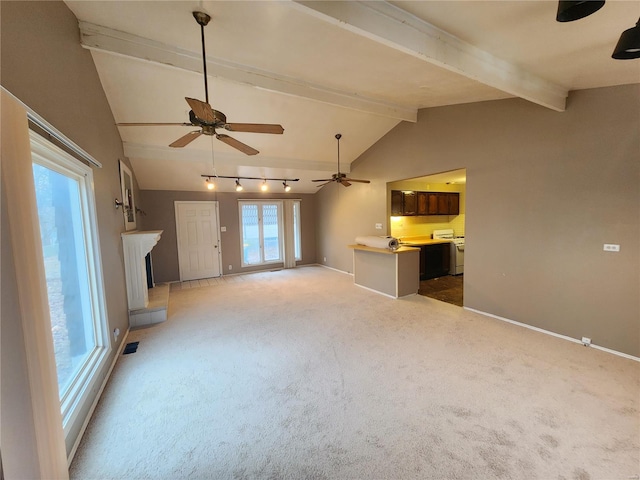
[117,11,284,155]
[312,134,371,187]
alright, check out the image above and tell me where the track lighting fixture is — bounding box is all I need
[555,1,640,60]
[201,175,299,192]
[556,1,604,22]
[612,18,640,59]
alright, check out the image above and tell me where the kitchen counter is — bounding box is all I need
[349,244,419,298]
[348,244,420,254]
[398,236,452,246]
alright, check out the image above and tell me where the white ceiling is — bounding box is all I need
[65,0,640,193]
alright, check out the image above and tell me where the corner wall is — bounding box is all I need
[1,0,134,463]
[316,86,640,357]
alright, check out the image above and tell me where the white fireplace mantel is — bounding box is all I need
[122,230,163,310]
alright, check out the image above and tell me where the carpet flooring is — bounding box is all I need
[70,266,639,479]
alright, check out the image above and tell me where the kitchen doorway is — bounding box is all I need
[388,168,466,307]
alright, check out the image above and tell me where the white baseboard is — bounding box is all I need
[316,263,353,276]
[67,328,131,466]
[465,307,639,362]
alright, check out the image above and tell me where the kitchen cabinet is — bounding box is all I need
[437,193,460,214]
[417,192,428,215]
[420,243,451,280]
[391,190,460,216]
[391,190,417,216]
[391,190,403,215]
[403,191,417,215]
[446,193,460,215]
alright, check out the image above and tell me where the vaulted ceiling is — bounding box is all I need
[65,1,640,193]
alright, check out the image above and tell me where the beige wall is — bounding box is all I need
[317,86,639,357]
[138,190,317,283]
[1,0,135,464]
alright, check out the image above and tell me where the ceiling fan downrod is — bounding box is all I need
[193,11,211,104]
[335,133,342,175]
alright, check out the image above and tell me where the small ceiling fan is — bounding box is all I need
[312,134,371,187]
[117,11,284,155]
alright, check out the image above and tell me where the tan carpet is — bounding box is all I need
[70,266,639,479]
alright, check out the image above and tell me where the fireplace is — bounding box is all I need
[121,230,163,311]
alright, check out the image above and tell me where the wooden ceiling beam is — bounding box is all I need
[292,1,567,112]
[78,21,417,122]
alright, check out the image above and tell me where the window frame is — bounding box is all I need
[292,200,302,262]
[238,200,285,267]
[30,130,111,436]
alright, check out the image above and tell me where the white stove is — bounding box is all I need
[433,229,464,275]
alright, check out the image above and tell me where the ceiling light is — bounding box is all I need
[206,177,215,190]
[612,18,640,59]
[261,180,268,192]
[556,1,604,22]
[283,181,291,192]
[235,179,243,192]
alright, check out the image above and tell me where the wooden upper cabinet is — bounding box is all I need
[391,190,459,216]
[391,190,403,216]
[427,193,438,215]
[448,193,460,215]
[403,191,417,215]
[417,192,428,215]
[437,194,449,214]
[436,192,460,215]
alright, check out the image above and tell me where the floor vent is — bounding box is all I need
[123,341,139,355]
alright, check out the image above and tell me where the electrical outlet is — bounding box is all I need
[221,226,227,232]
[581,337,591,346]
[323,257,327,263]
[228,265,232,270]
[603,244,620,252]
[375,223,383,230]
[113,328,120,341]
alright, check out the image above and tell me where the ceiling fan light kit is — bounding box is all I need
[555,1,640,59]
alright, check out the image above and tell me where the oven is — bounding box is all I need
[451,238,464,275]
[432,229,464,276]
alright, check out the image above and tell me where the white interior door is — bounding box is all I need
[175,201,221,281]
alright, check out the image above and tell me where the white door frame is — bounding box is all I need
[175,201,222,281]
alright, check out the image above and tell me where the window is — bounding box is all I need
[30,131,110,434]
[293,200,302,261]
[239,200,301,266]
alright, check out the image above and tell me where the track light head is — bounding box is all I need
[235,179,243,192]
[556,1,605,22]
[612,18,640,59]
